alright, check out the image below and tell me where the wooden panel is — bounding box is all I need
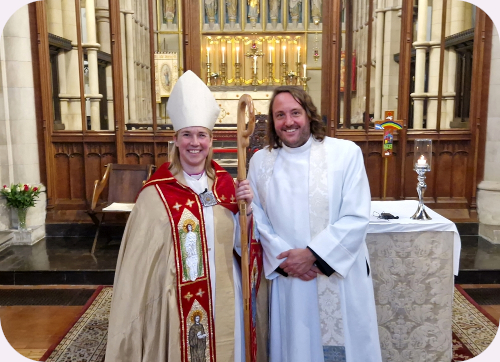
[85,143,117,203]
[69,154,85,200]
[124,143,155,165]
[366,151,382,199]
[53,143,85,202]
[452,151,468,199]
[436,151,453,199]
[54,155,71,200]
[156,143,170,168]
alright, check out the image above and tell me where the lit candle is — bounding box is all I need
[417,155,427,166]
[303,64,307,77]
[282,45,286,62]
[236,46,239,63]
[207,47,210,63]
[297,46,301,63]
[221,46,225,63]
[269,46,273,63]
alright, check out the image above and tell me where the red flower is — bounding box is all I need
[33,187,38,192]
[2,185,6,189]
[24,185,29,191]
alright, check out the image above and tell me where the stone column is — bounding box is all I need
[411,0,429,129]
[0,5,46,243]
[381,5,401,116]
[120,0,129,124]
[85,0,102,131]
[477,27,500,244]
[96,0,113,130]
[443,0,466,129]
[125,0,137,123]
[60,0,82,131]
[374,0,385,120]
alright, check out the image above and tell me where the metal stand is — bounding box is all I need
[410,165,432,220]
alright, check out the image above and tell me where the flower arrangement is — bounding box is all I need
[1,184,41,209]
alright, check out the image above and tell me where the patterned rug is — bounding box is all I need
[39,286,497,362]
[40,286,112,362]
[452,286,499,361]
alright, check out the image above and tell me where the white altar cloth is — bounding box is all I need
[368,200,461,275]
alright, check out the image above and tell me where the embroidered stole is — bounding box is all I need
[143,162,239,362]
[255,140,346,351]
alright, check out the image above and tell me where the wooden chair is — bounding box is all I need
[88,163,155,254]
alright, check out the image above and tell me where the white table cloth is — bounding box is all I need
[366,200,461,362]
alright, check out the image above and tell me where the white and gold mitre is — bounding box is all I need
[167,70,220,132]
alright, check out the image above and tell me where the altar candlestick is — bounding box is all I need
[236,46,239,63]
[303,64,307,77]
[221,47,225,63]
[207,47,210,63]
[253,56,257,74]
[297,46,301,63]
[282,45,286,62]
[269,46,273,63]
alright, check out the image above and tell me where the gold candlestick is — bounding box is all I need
[220,62,227,86]
[281,63,288,85]
[206,63,212,86]
[296,62,302,84]
[252,65,259,86]
[300,76,311,90]
[268,62,274,86]
[234,62,242,86]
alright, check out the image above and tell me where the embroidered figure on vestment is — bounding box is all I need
[187,304,209,362]
[179,210,204,282]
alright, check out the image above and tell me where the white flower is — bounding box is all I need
[5,188,10,193]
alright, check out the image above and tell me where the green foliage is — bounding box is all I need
[1,183,42,209]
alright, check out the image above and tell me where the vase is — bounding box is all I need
[16,208,28,231]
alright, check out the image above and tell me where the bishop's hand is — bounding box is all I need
[277,248,317,277]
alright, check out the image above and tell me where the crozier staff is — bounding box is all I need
[247,86,382,362]
[105,71,267,362]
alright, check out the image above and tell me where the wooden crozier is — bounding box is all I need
[237,94,256,362]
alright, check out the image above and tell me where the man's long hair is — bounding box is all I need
[267,86,326,149]
[168,130,216,180]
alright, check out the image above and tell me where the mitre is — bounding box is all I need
[167,70,220,131]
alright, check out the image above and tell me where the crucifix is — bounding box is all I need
[245,41,264,86]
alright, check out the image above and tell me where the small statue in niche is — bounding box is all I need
[163,0,176,26]
[226,0,237,28]
[311,0,322,25]
[269,0,281,28]
[248,0,260,27]
[289,0,302,27]
[205,0,218,28]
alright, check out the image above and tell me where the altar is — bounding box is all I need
[367,201,461,362]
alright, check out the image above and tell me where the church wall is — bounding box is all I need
[0,5,46,241]
[478,25,500,243]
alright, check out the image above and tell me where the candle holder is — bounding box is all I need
[281,63,288,85]
[206,63,212,86]
[296,62,302,83]
[234,62,242,86]
[220,62,227,86]
[411,139,432,220]
[251,66,259,86]
[300,76,311,90]
[268,62,274,85]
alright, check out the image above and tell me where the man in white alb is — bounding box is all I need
[247,86,382,362]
